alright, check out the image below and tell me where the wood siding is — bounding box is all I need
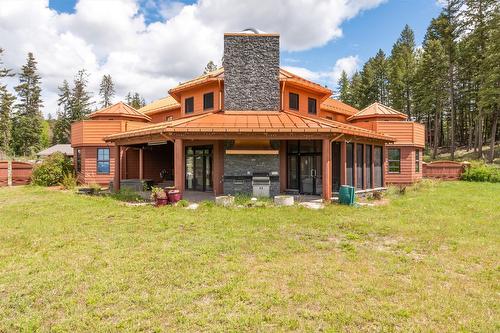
[282,85,323,115]
[149,108,182,123]
[180,82,221,115]
[355,121,425,147]
[71,120,148,147]
[384,146,422,185]
[76,146,116,185]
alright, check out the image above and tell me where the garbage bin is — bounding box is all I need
[339,185,355,205]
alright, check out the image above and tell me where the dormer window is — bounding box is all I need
[289,93,299,111]
[203,92,214,110]
[308,98,317,115]
[185,97,194,114]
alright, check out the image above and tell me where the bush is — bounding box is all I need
[461,162,500,183]
[31,152,73,186]
[60,173,77,190]
[176,199,189,207]
[111,188,144,202]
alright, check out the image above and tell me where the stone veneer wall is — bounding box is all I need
[222,141,281,197]
[223,34,280,111]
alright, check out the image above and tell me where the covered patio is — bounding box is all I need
[105,110,394,201]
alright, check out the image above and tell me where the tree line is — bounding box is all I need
[0,51,147,157]
[337,0,498,162]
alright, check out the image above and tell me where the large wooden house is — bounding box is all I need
[71,30,424,201]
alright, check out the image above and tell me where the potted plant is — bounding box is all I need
[167,188,182,204]
[151,186,168,206]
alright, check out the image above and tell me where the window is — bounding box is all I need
[289,93,299,110]
[166,115,173,121]
[76,149,81,173]
[388,148,401,173]
[346,143,354,186]
[97,148,110,174]
[203,92,214,110]
[308,98,317,115]
[415,149,420,172]
[374,146,383,187]
[185,97,194,114]
[356,144,364,190]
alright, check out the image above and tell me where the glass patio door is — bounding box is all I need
[299,155,322,195]
[185,146,212,192]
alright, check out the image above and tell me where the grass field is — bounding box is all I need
[0,182,499,332]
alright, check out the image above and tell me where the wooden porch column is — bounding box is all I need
[371,144,375,189]
[322,139,332,201]
[139,148,144,180]
[279,140,287,193]
[340,141,346,185]
[212,140,224,195]
[382,144,387,187]
[113,145,121,192]
[174,139,185,191]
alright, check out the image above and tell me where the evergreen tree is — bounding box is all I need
[0,91,15,155]
[415,39,448,159]
[388,25,417,119]
[70,69,93,122]
[0,48,14,155]
[11,52,43,157]
[99,74,115,108]
[52,80,72,144]
[358,50,389,108]
[478,8,499,162]
[203,60,218,74]
[349,71,364,109]
[126,92,146,109]
[337,70,351,103]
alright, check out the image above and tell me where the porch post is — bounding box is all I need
[113,145,121,192]
[382,144,387,187]
[322,138,332,201]
[340,141,346,185]
[139,148,144,180]
[279,140,287,193]
[212,140,224,195]
[371,144,375,189]
[174,139,185,191]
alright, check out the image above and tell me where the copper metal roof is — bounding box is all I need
[89,102,151,121]
[348,102,408,121]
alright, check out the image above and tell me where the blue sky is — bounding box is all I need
[48,0,441,76]
[1,0,443,116]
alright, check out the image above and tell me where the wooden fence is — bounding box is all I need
[0,161,34,186]
[422,161,470,180]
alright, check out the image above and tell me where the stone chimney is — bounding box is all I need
[223,29,280,111]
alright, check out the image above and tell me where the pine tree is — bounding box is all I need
[70,69,93,122]
[203,60,218,74]
[478,8,499,162]
[99,74,115,108]
[349,71,364,109]
[127,92,146,109]
[0,92,15,155]
[462,0,498,158]
[0,48,14,155]
[388,25,417,119]
[337,70,351,103]
[52,80,72,144]
[11,52,43,157]
[359,50,389,108]
[416,39,448,159]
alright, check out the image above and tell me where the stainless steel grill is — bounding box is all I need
[252,173,271,197]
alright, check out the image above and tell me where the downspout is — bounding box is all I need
[218,79,222,111]
[281,81,286,111]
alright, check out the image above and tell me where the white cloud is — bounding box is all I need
[0,0,384,116]
[283,55,360,88]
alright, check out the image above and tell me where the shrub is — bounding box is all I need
[60,173,77,190]
[31,152,73,186]
[111,188,144,202]
[176,199,189,207]
[461,162,500,183]
[151,187,166,200]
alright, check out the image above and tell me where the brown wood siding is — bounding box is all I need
[124,148,140,179]
[283,85,323,116]
[180,82,221,115]
[71,120,149,147]
[149,108,182,123]
[78,146,116,185]
[384,146,422,184]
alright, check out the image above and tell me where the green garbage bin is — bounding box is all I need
[339,185,355,205]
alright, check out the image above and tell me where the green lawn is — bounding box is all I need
[0,182,499,332]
